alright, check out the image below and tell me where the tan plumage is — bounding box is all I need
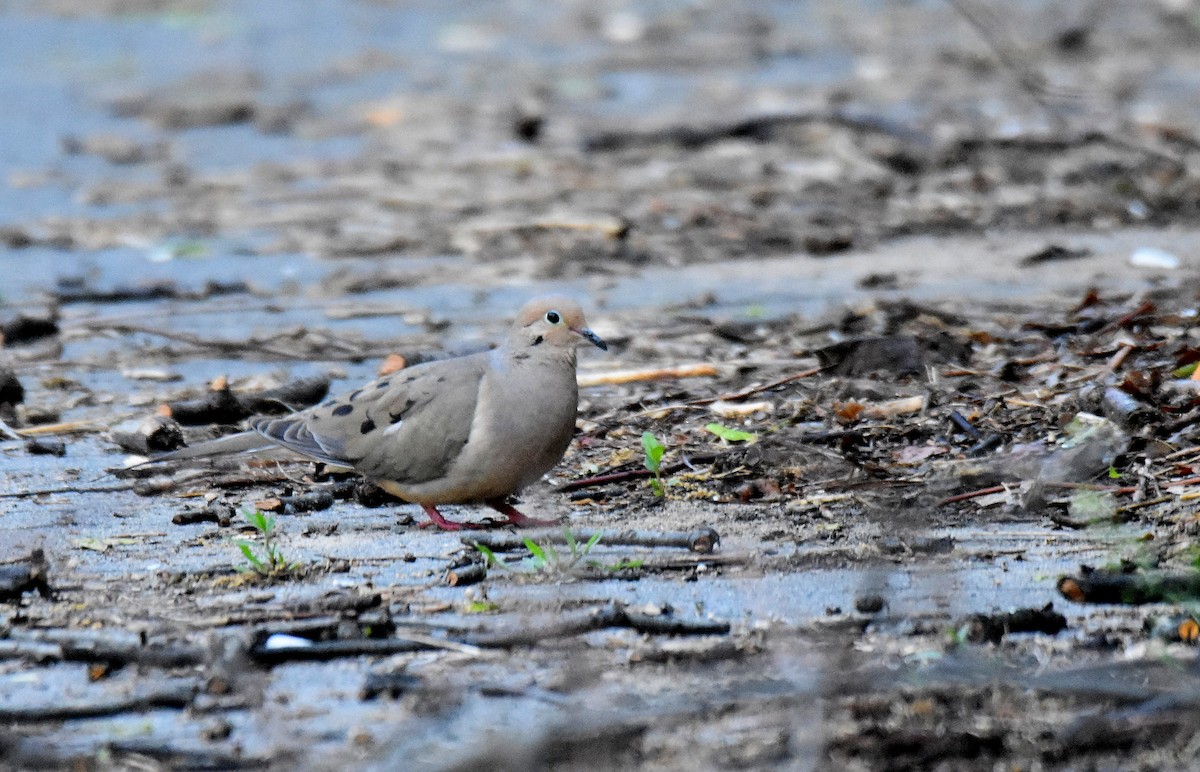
[150,296,607,530]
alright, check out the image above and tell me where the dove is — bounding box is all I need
[146,296,607,530]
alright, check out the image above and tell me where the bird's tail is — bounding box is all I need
[137,430,274,464]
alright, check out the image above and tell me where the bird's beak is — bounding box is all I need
[573,327,608,351]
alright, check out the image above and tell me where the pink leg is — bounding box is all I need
[418,504,468,531]
[485,498,561,528]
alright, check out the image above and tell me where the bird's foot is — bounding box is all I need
[485,499,561,528]
[419,505,467,531]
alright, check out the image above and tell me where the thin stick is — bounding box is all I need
[0,682,197,722]
[940,485,1006,505]
[689,367,822,405]
[0,482,136,499]
[578,364,719,388]
[466,527,720,554]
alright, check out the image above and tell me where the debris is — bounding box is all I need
[162,375,330,425]
[466,527,720,554]
[958,604,1067,643]
[578,364,720,387]
[0,549,51,600]
[24,438,66,456]
[0,313,59,346]
[1128,246,1180,270]
[112,415,186,455]
[253,491,336,515]
[447,563,487,586]
[1020,244,1092,266]
[0,368,24,407]
[1058,567,1200,604]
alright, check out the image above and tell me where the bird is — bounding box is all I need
[145,296,607,530]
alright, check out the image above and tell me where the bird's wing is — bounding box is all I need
[252,352,489,485]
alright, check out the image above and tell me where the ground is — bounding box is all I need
[3,0,1200,769]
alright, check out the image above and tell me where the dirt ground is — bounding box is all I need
[4,1,1200,770]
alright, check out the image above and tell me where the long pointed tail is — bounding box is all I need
[138,430,274,464]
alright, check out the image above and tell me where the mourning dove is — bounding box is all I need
[147,296,607,530]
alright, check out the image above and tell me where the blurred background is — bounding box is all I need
[2,0,1198,327]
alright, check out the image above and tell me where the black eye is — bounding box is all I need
[545,310,561,324]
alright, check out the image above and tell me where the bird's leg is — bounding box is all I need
[485,498,561,527]
[418,504,468,531]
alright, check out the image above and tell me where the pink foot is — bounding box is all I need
[419,504,467,531]
[486,498,561,528]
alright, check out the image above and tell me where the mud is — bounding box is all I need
[4,1,1200,770]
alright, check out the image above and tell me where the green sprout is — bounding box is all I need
[473,529,605,576]
[705,423,757,443]
[235,510,298,576]
[642,431,666,496]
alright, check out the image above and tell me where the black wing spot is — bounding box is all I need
[532,335,544,346]
[360,418,376,434]
[376,380,390,389]
[349,389,363,401]
[389,398,416,424]
[332,404,354,417]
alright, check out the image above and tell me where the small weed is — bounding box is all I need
[235,509,299,576]
[599,558,645,572]
[473,529,604,576]
[642,431,666,496]
[705,422,757,443]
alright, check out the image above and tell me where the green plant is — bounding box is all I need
[235,510,298,575]
[642,431,666,496]
[473,529,604,576]
[600,558,645,572]
[705,423,757,443]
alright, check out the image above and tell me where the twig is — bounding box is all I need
[466,527,721,554]
[940,485,1006,505]
[0,681,197,721]
[958,603,1067,643]
[1059,568,1200,604]
[578,364,719,388]
[461,603,729,648]
[447,563,487,586]
[583,110,928,153]
[559,468,655,491]
[687,367,822,406]
[6,629,207,667]
[251,603,729,664]
[0,482,136,500]
[560,454,722,493]
[0,549,50,600]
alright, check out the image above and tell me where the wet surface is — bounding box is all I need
[4,0,1200,769]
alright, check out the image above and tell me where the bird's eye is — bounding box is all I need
[545,310,561,324]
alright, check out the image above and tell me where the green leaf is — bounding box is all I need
[563,529,578,556]
[598,558,644,571]
[584,531,603,553]
[649,478,665,497]
[1174,362,1198,378]
[474,542,506,569]
[236,540,264,570]
[523,538,547,565]
[1108,466,1123,479]
[641,432,665,473]
[705,423,757,443]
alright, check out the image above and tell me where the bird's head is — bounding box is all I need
[510,296,607,353]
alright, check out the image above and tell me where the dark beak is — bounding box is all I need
[574,327,608,351]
